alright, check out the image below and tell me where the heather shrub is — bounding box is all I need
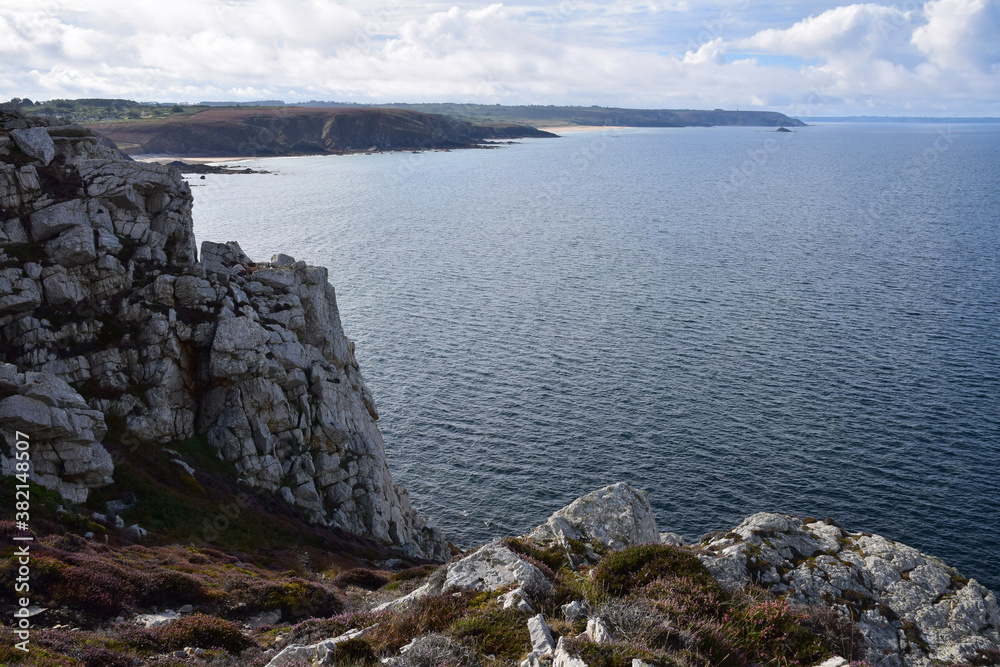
[225,573,342,617]
[641,575,729,620]
[502,537,566,574]
[597,597,674,647]
[394,633,480,667]
[591,544,718,599]
[150,614,256,654]
[79,646,136,667]
[113,622,164,652]
[0,627,77,666]
[725,599,829,667]
[136,567,210,606]
[332,567,390,590]
[51,558,134,615]
[446,606,530,660]
[562,635,670,667]
[795,604,866,661]
[390,564,439,582]
[325,637,379,665]
[368,591,479,654]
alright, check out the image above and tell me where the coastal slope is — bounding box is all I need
[83,107,556,157]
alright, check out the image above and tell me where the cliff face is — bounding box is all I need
[0,103,446,559]
[83,107,555,157]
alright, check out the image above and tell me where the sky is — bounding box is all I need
[1,0,998,116]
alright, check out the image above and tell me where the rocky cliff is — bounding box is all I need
[0,103,446,560]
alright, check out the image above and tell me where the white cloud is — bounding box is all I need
[912,0,1000,70]
[733,4,920,65]
[0,1,997,114]
[684,37,726,64]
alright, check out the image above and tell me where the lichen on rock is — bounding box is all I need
[697,512,1000,667]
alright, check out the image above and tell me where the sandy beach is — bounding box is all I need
[134,155,253,165]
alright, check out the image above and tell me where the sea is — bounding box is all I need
[189,123,1000,591]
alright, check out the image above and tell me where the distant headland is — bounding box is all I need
[9,98,805,159]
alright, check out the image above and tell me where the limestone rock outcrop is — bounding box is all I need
[0,362,113,502]
[376,540,552,612]
[527,482,660,549]
[697,513,1000,667]
[0,103,445,559]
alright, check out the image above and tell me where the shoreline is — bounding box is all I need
[135,155,254,165]
[538,124,630,133]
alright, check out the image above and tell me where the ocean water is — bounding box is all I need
[190,124,1000,591]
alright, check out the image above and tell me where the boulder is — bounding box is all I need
[444,542,553,596]
[528,613,555,654]
[11,127,56,166]
[586,617,614,644]
[528,482,659,549]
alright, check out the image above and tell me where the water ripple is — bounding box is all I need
[193,125,1000,591]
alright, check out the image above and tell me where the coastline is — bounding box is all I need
[538,124,630,133]
[135,155,255,165]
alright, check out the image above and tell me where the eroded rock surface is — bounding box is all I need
[0,362,112,502]
[527,482,659,549]
[697,513,1000,667]
[0,103,445,559]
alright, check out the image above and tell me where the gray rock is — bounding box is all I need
[135,610,181,628]
[698,514,1000,667]
[11,127,55,166]
[528,613,555,654]
[271,253,295,267]
[562,600,589,622]
[0,371,112,502]
[42,267,87,306]
[30,199,89,242]
[528,482,659,549]
[45,225,97,267]
[0,105,446,562]
[814,658,849,667]
[587,617,614,644]
[248,609,281,628]
[659,531,687,546]
[552,636,588,667]
[444,542,553,596]
[499,587,534,612]
[265,627,365,666]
